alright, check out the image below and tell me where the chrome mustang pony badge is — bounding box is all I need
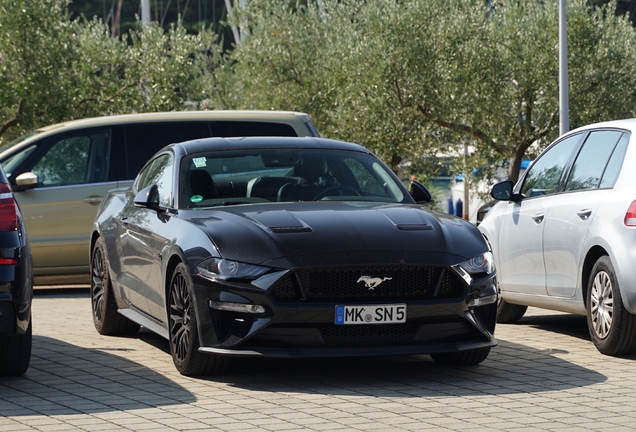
[357,276,392,290]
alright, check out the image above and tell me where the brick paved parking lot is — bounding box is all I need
[2,289,636,431]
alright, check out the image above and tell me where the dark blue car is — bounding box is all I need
[0,164,33,376]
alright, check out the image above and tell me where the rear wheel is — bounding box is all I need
[91,238,139,335]
[587,256,636,355]
[168,263,227,376]
[0,318,32,376]
[431,347,491,366]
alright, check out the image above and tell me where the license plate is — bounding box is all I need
[335,304,406,325]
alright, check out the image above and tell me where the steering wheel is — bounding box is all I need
[313,186,361,200]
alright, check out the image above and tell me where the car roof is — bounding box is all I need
[35,110,311,133]
[171,136,370,155]
[0,110,314,157]
[568,118,636,135]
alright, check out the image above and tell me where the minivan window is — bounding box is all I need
[0,131,42,153]
[31,129,111,187]
[1,145,38,178]
[565,130,623,192]
[521,134,580,197]
[124,121,301,179]
[209,121,297,138]
[124,122,211,179]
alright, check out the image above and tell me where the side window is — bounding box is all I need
[342,158,404,201]
[521,134,580,197]
[565,130,622,192]
[600,133,629,188]
[124,123,210,179]
[30,129,111,187]
[137,154,173,207]
[344,158,386,196]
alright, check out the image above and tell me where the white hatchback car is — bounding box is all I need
[479,118,636,356]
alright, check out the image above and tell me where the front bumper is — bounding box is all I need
[191,265,497,358]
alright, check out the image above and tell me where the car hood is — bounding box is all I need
[185,202,487,266]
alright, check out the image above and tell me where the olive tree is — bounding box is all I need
[0,0,215,144]
[224,1,435,171]
[223,0,636,182]
[0,0,81,142]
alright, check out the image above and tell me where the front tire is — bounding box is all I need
[430,347,491,366]
[168,263,227,376]
[0,318,32,376]
[91,238,139,335]
[587,256,636,356]
[497,299,528,324]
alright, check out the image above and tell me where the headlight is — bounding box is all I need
[197,258,269,281]
[459,251,495,275]
[452,251,495,285]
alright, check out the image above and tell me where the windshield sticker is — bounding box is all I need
[190,195,203,203]
[193,157,207,168]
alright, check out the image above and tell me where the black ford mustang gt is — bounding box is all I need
[90,136,497,375]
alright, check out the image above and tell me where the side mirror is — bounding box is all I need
[410,181,433,204]
[14,172,39,191]
[491,180,521,202]
[134,184,161,210]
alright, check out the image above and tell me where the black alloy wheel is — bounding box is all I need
[91,238,139,335]
[168,263,227,376]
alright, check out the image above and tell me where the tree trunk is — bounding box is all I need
[508,145,527,184]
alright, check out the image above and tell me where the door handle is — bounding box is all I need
[577,209,592,220]
[83,196,103,204]
[532,213,545,224]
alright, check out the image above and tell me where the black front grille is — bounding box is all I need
[320,324,419,345]
[270,266,466,302]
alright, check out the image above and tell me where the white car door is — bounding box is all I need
[544,130,628,297]
[496,133,582,296]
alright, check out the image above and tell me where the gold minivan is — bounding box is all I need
[0,111,319,286]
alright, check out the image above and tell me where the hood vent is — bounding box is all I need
[396,223,433,231]
[269,225,313,233]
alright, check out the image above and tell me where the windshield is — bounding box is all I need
[0,130,42,153]
[179,149,407,208]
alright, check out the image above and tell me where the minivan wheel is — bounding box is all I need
[587,256,636,356]
[168,263,227,376]
[91,238,139,335]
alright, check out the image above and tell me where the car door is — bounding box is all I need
[544,130,628,297]
[496,134,582,296]
[120,153,175,321]
[5,128,113,277]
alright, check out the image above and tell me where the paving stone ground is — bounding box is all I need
[1,288,635,431]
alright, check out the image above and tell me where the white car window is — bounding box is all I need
[599,133,629,188]
[565,130,623,191]
[520,134,581,197]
